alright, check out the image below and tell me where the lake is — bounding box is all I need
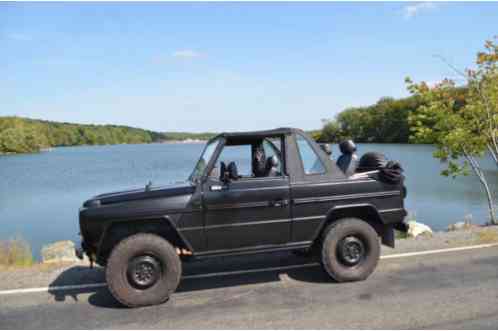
[1,142,497,260]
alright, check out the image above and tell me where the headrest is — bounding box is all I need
[339,140,357,154]
[267,155,279,168]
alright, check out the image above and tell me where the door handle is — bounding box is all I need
[210,185,223,192]
[270,200,288,207]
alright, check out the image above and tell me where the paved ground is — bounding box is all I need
[1,245,498,329]
[2,225,497,292]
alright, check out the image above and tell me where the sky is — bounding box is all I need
[1,2,497,132]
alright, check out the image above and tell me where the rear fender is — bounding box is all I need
[315,204,395,248]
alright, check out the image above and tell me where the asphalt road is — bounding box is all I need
[1,246,498,329]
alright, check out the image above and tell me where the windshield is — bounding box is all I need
[189,138,221,182]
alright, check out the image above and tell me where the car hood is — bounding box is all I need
[84,181,196,207]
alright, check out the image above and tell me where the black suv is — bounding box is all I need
[78,128,408,307]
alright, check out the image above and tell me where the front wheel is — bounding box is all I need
[321,218,380,282]
[106,233,182,308]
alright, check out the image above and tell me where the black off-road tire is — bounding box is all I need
[320,218,380,282]
[106,233,182,308]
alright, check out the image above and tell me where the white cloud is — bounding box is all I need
[5,32,32,41]
[403,2,437,19]
[171,50,202,59]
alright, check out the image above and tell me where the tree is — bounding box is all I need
[318,94,423,144]
[0,127,47,153]
[406,37,498,224]
[474,38,498,166]
[319,120,347,143]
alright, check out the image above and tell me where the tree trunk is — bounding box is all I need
[488,144,498,168]
[480,174,498,225]
[466,153,497,225]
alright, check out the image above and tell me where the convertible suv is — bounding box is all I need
[78,128,408,307]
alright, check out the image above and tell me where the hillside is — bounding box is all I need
[0,117,216,154]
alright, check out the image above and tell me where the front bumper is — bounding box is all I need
[75,239,96,262]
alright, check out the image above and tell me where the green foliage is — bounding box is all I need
[318,95,424,143]
[319,120,346,143]
[406,78,477,169]
[0,127,47,153]
[406,37,498,224]
[306,130,323,141]
[0,237,34,267]
[0,117,217,154]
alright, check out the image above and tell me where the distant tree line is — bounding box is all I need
[0,117,216,154]
[318,88,470,144]
[161,131,218,141]
[317,95,429,144]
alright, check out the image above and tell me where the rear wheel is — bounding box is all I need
[321,218,380,282]
[106,233,182,307]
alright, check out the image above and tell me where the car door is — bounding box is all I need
[202,141,291,252]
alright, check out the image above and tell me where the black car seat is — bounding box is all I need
[336,140,358,176]
[264,156,280,177]
[219,161,240,181]
[227,161,240,180]
[252,145,267,177]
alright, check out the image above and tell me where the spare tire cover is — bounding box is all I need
[379,160,404,184]
[358,152,387,171]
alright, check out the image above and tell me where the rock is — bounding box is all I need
[447,221,473,232]
[41,240,79,264]
[407,221,433,238]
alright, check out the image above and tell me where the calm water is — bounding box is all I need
[1,143,497,260]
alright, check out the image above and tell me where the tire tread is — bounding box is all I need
[320,217,380,282]
[106,233,181,308]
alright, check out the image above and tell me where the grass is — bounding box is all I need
[476,228,498,244]
[0,237,34,268]
[395,230,409,239]
[395,210,417,240]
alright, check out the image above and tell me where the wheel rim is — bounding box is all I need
[126,255,162,289]
[338,235,366,266]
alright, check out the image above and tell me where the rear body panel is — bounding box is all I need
[290,177,405,243]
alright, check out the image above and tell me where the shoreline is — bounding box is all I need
[0,140,209,156]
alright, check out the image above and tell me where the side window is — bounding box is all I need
[212,145,252,178]
[296,135,325,175]
[191,138,220,181]
[264,138,281,154]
